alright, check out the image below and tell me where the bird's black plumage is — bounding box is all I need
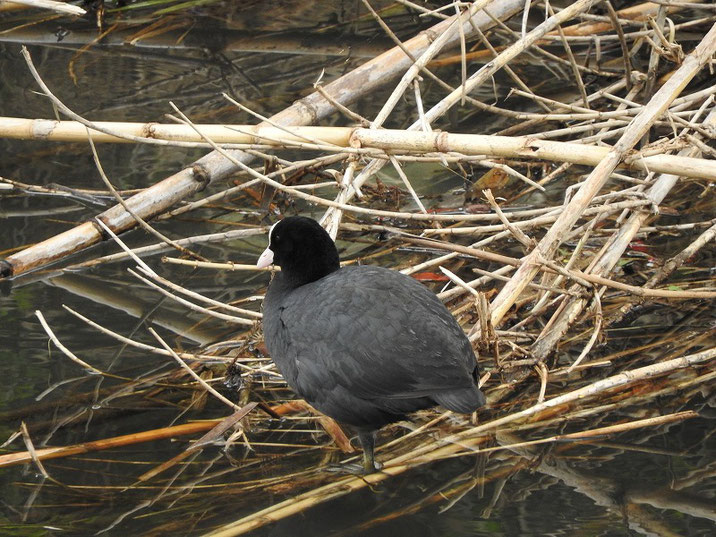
[258,216,486,472]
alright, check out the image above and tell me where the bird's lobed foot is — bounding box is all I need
[324,460,383,475]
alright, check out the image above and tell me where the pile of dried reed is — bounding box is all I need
[1,1,714,535]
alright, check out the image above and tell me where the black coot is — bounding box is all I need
[258,216,486,473]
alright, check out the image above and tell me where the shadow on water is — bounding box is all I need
[0,1,714,536]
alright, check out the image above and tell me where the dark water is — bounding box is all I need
[1,2,714,536]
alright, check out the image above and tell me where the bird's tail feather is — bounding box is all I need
[434,387,486,414]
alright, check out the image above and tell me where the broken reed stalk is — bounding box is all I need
[4,118,715,180]
[201,344,713,537]
[0,117,353,145]
[611,220,716,324]
[556,0,698,37]
[203,412,691,537]
[2,0,86,17]
[348,129,716,180]
[319,0,603,233]
[0,421,224,468]
[3,3,714,530]
[402,237,716,299]
[91,220,261,322]
[8,314,710,494]
[531,106,716,359]
[489,21,716,327]
[0,401,302,469]
[0,0,525,279]
[135,402,257,483]
[386,347,716,467]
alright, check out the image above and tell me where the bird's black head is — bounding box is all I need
[257,216,340,287]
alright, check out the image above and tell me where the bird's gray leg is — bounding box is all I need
[358,430,382,473]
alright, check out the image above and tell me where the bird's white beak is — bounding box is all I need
[257,246,274,268]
